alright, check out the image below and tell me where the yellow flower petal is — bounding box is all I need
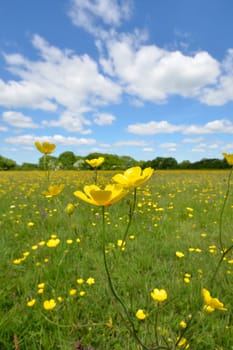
[112,166,153,188]
[42,184,65,198]
[74,184,128,207]
[35,141,56,155]
[85,157,105,168]
[223,152,233,166]
[150,288,168,302]
[202,288,227,311]
[136,309,147,320]
[43,299,56,310]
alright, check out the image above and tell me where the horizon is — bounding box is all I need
[0,148,227,167]
[1,0,233,165]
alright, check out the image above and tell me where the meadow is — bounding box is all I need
[0,169,232,349]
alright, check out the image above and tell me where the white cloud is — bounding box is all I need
[114,140,147,147]
[143,147,154,153]
[159,142,177,148]
[222,143,233,152]
[42,110,92,134]
[182,137,203,143]
[159,142,177,152]
[93,112,116,125]
[184,119,233,134]
[1,35,121,133]
[128,119,233,136]
[0,79,56,111]
[191,144,206,153]
[101,38,220,103]
[69,0,133,33]
[201,49,233,105]
[208,143,219,149]
[2,111,39,129]
[127,120,181,135]
[5,134,96,147]
[0,125,8,132]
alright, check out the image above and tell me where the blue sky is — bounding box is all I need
[1,0,233,164]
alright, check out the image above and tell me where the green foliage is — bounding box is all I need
[0,152,231,171]
[20,162,39,170]
[85,152,138,170]
[38,155,58,170]
[0,155,17,170]
[58,151,76,169]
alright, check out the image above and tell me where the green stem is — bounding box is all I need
[43,155,50,181]
[94,168,98,184]
[210,243,233,286]
[121,188,137,249]
[219,167,233,250]
[209,166,233,286]
[101,206,152,350]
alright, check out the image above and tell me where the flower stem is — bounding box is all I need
[219,167,233,250]
[209,167,233,286]
[101,206,152,350]
[121,188,137,249]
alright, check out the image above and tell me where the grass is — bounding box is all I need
[0,169,232,349]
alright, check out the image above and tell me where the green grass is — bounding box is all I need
[0,170,232,350]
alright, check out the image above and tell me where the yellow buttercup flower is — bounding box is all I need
[176,251,185,258]
[112,166,153,188]
[43,299,56,310]
[177,337,189,348]
[151,288,168,302]
[135,309,147,320]
[202,288,227,311]
[42,184,65,198]
[35,141,56,155]
[222,152,233,166]
[86,277,95,285]
[85,157,104,168]
[65,203,75,215]
[74,184,128,207]
[46,238,60,248]
[27,299,36,307]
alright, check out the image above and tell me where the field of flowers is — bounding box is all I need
[0,150,233,349]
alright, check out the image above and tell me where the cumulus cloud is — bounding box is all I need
[143,147,154,153]
[182,137,203,143]
[42,110,92,134]
[114,140,147,147]
[5,134,96,146]
[200,49,233,105]
[2,111,39,129]
[100,38,220,103]
[1,34,121,133]
[127,120,182,135]
[0,125,8,132]
[0,79,56,111]
[183,119,233,134]
[127,119,233,135]
[93,112,116,125]
[69,0,133,34]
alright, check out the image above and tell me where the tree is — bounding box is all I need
[179,160,191,169]
[20,162,38,170]
[0,155,17,170]
[38,155,58,170]
[150,157,178,169]
[58,151,76,169]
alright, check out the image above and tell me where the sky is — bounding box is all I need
[1,0,233,165]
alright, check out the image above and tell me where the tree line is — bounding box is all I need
[0,152,230,171]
